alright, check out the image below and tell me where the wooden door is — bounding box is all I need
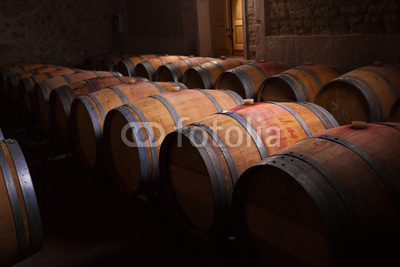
[232,0,244,55]
[210,0,232,55]
[210,0,244,56]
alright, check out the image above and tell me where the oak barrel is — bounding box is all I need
[257,63,348,103]
[12,68,76,108]
[390,98,400,122]
[0,63,33,100]
[116,54,160,77]
[215,61,294,99]
[20,70,118,127]
[182,58,250,89]
[232,122,400,267]
[69,82,188,169]
[33,72,127,135]
[6,66,58,96]
[1,62,34,70]
[315,63,400,125]
[0,139,42,267]
[133,55,190,81]
[155,57,215,82]
[1,63,57,99]
[103,89,244,195]
[159,101,339,237]
[82,53,118,70]
[47,76,147,142]
[98,53,136,72]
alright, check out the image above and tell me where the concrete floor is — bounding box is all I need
[0,97,245,267]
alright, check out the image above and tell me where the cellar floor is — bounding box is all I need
[0,98,244,267]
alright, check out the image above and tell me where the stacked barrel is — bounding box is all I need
[71,56,400,266]
[2,54,399,267]
[0,128,42,267]
[156,59,400,267]
[232,121,400,267]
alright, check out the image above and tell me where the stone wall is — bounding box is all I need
[265,0,399,36]
[0,0,117,68]
[244,0,400,68]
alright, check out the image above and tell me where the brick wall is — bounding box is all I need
[244,0,400,68]
[0,0,117,68]
[265,0,399,36]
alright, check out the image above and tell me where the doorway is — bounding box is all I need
[210,0,244,56]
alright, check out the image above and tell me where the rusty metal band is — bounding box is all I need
[149,95,182,129]
[248,63,269,79]
[61,74,72,84]
[6,139,42,253]
[83,79,98,93]
[359,68,399,98]
[267,101,312,136]
[217,110,268,159]
[0,142,29,258]
[222,90,244,105]
[191,122,239,185]
[308,134,400,216]
[124,103,158,182]
[339,76,381,121]
[109,86,129,105]
[197,89,222,112]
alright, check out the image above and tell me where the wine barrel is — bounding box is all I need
[20,70,118,127]
[159,101,339,237]
[103,89,244,195]
[117,54,160,77]
[7,66,58,96]
[133,55,190,81]
[390,98,400,122]
[1,62,34,70]
[155,56,215,82]
[11,68,76,108]
[47,76,148,141]
[82,52,118,70]
[182,57,250,89]
[0,63,57,99]
[232,122,400,267]
[315,63,400,125]
[31,72,125,135]
[0,139,42,267]
[98,53,136,72]
[215,61,294,99]
[257,63,348,103]
[69,82,188,169]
